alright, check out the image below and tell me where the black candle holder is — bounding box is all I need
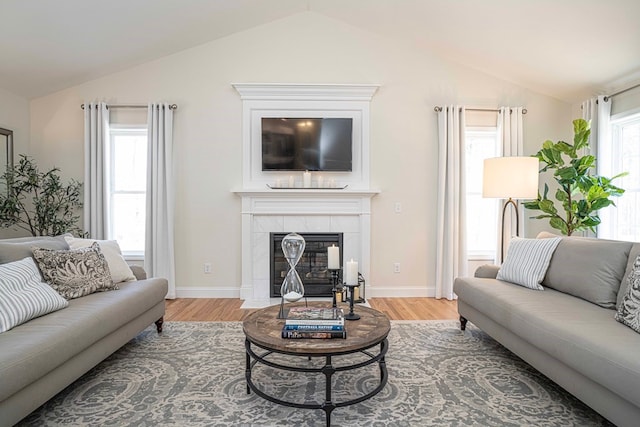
[329,269,341,308]
[344,283,361,321]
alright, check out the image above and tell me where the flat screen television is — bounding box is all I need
[261,118,353,171]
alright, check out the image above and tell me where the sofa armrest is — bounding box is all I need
[474,264,500,279]
[129,265,147,280]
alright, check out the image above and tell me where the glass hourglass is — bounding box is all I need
[278,233,306,317]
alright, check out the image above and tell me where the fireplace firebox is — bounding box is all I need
[270,233,343,298]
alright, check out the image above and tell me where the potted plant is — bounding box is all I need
[524,119,626,236]
[0,154,84,236]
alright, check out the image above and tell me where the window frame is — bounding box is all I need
[599,110,640,241]
[107,124,148,260]
[464,125,500,262]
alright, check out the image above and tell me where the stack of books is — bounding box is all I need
[281,307,346,339]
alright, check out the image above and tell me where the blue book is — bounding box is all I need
[283,324,344,331]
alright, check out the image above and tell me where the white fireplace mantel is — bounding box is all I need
[234,189,379,308]
[232,83,380,308]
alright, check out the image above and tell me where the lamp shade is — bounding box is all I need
[482,156,539,199]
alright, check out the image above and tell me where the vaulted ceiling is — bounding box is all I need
[1,0,639,102]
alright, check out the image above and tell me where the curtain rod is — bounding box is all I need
[80,103,178,110]
[433,106,527,114]
[604,82,640,102]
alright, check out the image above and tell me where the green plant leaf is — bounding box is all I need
[539,199,557,214]
[555,188,567,202]
[556,166,577,182]
[549,217,568,234]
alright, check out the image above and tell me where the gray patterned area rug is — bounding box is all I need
[20,320,612,427]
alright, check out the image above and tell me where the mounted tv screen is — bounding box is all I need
[261,118,353,171]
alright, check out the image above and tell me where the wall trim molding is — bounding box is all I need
[232,83,379,101]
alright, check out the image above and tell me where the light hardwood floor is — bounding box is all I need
[165,298,459,322]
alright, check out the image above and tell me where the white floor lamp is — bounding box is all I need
[483,156,539,262]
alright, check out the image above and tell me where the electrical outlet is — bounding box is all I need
[394,202,402,213]
[204,263,212,274]
[394,262,400,273]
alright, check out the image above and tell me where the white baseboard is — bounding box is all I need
[176,286,435,299]
[175,287,241,298]
[366,286,435,298]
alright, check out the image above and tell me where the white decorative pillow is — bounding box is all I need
[615,255,640,333]
[0,257,68,333]
[32,243,116,300]
[497,237,562,290]
[64,236,136,284]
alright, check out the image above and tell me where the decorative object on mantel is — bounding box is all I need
[524,119,626,236]
[303,171,311,188]
[267,184,349,190]
[0,155,85,236]
[278,232,307,319]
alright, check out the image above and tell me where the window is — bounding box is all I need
[107,126,147,258]
[465,127,500,261]
[600,112,640,241]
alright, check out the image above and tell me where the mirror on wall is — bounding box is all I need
[0,127,14,195]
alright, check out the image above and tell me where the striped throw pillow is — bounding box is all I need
[497,237,562,290]
[0,257,69,333]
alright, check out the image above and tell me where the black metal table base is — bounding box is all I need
[245,339,389,427]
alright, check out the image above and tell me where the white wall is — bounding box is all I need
[0,87,31,238]
[28,12,571,296]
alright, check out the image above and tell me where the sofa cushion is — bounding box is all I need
[540,233,632,308]
[619,243,640,308]
[64,236,136,284]
[0,236,69,264]
[497,237,561,290]
[32,243,117,299]
[616,254,640,333]
[0,258,68,333]
[454,277,640,408]
[0,278,167,404]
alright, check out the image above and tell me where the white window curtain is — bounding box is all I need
[83,102,109,239]
[581,95,611,169]
[435,106,467,300]
[145,103,176,299]
[496,107,525,263]
[582,95,612,237]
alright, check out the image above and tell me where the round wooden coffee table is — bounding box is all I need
[243,302,390,426]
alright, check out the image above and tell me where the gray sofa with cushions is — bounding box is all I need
[454,233,640,427]
[0,236,168,427]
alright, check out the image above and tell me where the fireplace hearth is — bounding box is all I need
[270,233,343,298]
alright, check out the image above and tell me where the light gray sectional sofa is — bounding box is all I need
[0,236,167,427]
[454,233,640,427]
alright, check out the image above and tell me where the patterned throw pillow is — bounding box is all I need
[497,237,562,290]
[64,236,136,284]
[0,257,69,333]
[32,242,117,300]
[615,255,640,333]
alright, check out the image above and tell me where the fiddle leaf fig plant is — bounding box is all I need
[523,118,626,236]
[0,154,85,236]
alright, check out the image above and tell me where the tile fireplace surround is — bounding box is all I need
[235,189,378,307]
[232,83,380,308]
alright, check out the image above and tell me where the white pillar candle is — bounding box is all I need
[346,259,358,285]
[317,175,323,188]
[303,171,311,188]
[288,175,295,187]
[328,245,340,269]
[276,178,282,188]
